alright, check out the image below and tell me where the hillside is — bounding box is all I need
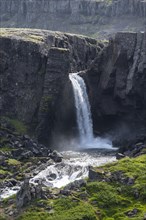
[0,0,146,39]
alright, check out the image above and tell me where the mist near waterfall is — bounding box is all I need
[52,73,115,151]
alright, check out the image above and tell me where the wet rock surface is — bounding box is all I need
[49,150,63,163]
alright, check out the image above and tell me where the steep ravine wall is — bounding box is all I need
[1,0,146,22]
[0,0,146,38]
[1,28,146,147]
[83,31,146,145]
[0,28,100,145]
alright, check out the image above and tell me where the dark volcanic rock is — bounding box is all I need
[125,208,138,217]
[1,29,146,150]
[0,119,50,159]
[64,179,87,190]
[0,28,99,145]
[118,141,146,158]
[89,167,105,181]
[84,31,146,146]
[49,150,63,163]
[116,153,125,160]
[16,178,43,209]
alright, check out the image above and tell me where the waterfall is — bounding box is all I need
[69,73,114,149]
[69,73,94,144]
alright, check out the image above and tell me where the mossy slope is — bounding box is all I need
[12,155,146,220]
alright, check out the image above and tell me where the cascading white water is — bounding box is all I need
[0,150,116,199]
[69,73,93,144]
[69,73,113,149]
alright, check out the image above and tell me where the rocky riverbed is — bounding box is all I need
[0,116,146,220]
[0,117,116,199]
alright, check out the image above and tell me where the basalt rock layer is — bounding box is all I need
[1,28,146,147]
[0,0,145,38]
[1,0,146,22]
[0,28,99,145]
[83,31,146,145]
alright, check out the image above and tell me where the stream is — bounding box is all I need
[30,149,116,188]
[0,149,116,200]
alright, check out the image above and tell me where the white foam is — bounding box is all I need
[30,151,116,188]
[0,151,116,199]
[69,73,114,150]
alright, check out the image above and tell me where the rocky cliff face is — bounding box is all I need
[1,0,146,21]
[0,0,145,38]
[1,28,146,147]
[0,28,99,145]
[83,31,146,145]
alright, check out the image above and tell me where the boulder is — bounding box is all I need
[49,150,63,163]
[16,178,43,209]
[125,208,138,217]
[116,153,125,160]
[89,167,105,181]
[64,179,87,191]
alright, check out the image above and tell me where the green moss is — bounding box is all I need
[0,169,9,175]
[103,155,146,179]
[87,182,131,209]
[0,215,7,220]
[9,118,27,134]
[86,155,146,219]
[1,117,27,134]
[2,194,16,205]
[17,198,98,220]
[133,183,146,201]
[0,146,13,152]
[24,34,44,43]
[0,29,44,44]
[6,159,21,166]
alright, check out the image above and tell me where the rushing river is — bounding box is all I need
[30,149,116,188]
[0,149,116,200]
